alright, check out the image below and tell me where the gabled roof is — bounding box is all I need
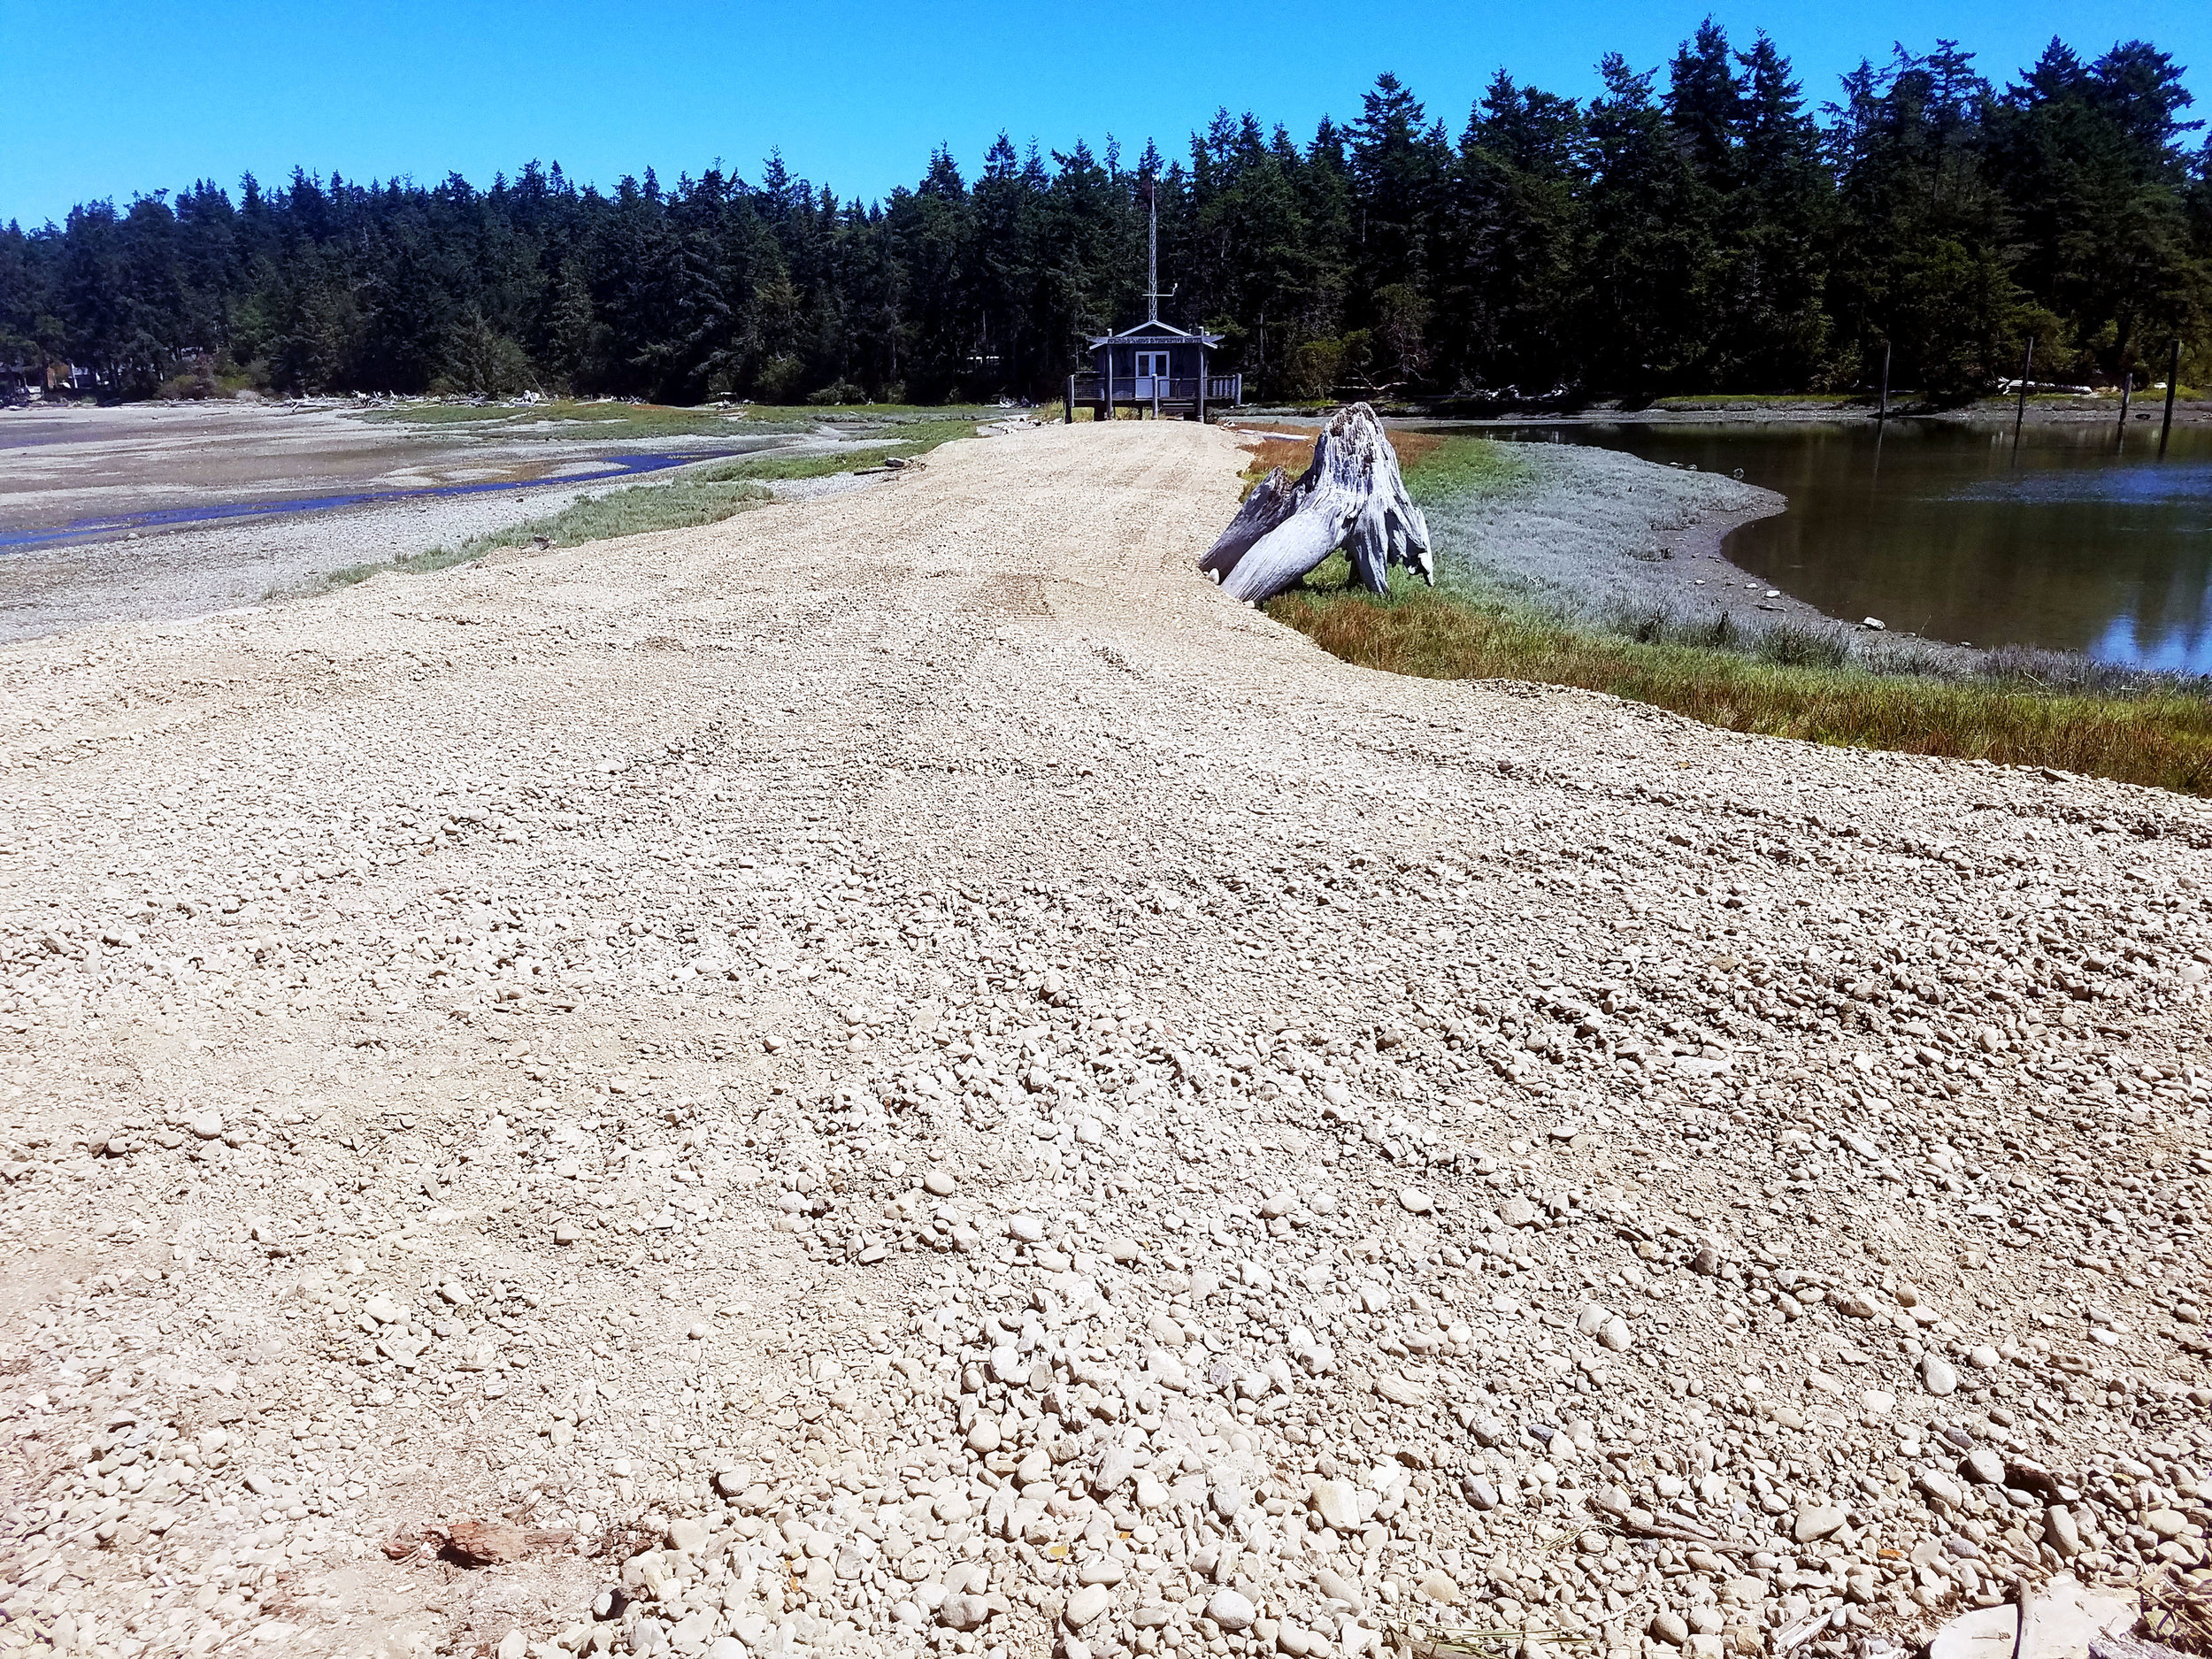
[1087,318,1223,349]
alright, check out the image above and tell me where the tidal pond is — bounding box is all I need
[1466,420,2212,672]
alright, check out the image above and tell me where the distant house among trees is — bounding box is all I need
[1069,188,1242,419]
[1071,318,1240,420]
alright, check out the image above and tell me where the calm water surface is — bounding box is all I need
[1472,420,2212,672]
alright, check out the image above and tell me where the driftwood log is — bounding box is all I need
[1200,403,1433,603]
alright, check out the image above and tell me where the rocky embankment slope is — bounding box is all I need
[0,423,2207,1659]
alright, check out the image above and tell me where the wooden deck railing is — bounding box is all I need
[1068,373,1243,405]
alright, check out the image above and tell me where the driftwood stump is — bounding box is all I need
[1201,403,1433,603]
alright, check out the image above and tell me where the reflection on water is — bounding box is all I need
[1448,419,2212,672]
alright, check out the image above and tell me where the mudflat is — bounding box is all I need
[0,402,766,528]
[1,422,2205,1659]
[0,402,787,642]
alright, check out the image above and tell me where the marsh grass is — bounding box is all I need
[315,473,774,590]
[1608,607,1853,670]
[1267,582,2212,793]
[1402,434,1531,500]
[1258,432,2212,794]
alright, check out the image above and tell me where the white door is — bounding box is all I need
[1135,351,1167,396]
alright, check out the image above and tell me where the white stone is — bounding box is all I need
[1208,1588,1256,1631]
[1310,1479,1362,1531]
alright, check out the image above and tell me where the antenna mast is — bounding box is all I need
[1146,178,1159,322]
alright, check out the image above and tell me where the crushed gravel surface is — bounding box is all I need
[1,421,2208,1659]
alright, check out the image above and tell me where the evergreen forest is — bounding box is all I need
[3,27,2208,405]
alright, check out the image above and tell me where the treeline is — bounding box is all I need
[4,27,2208,404]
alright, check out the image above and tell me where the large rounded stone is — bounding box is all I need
[1208,1589,1256,1631]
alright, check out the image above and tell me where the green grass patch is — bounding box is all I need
[744,403,1002,425]
[1399,433,1533,500]
[687,450,882,485]
[680,417,979,482]
[315,472,774,590]
[355,401,549,426]
[837,417,996,453]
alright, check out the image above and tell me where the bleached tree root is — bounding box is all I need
[1200,403,1434,603]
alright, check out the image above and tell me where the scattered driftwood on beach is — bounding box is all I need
[1200,402,1434,603]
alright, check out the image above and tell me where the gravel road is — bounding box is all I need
[1,422,2208,1659]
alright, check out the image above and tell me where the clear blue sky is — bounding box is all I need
[4,0,2207,227]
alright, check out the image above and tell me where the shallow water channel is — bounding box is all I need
[0,448,752,555]
[1467,419,2212,672]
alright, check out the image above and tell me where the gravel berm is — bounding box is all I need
[1,421,2208,1659]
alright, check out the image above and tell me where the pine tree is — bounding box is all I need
[1718,34,1832,385]
[541,258,602,391]
[1347,74,1449,373]
[1585,53,1721,389]
[1435,72,1586,392]
[1987,39,2209,379]
[1669,19,1744,187]
[12,32,2208,404]
[1826,42,2023,392]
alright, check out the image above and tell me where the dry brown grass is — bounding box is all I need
[2143,1564,2212,1655]
[1236,427,1446,484]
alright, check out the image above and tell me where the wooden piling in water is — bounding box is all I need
[1878,342,1890,423]
[2013,340,2033,448]
[2160,340,2181,457]
[2117,371,2132,438]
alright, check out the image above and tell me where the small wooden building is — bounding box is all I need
[1066,319,1240,422]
